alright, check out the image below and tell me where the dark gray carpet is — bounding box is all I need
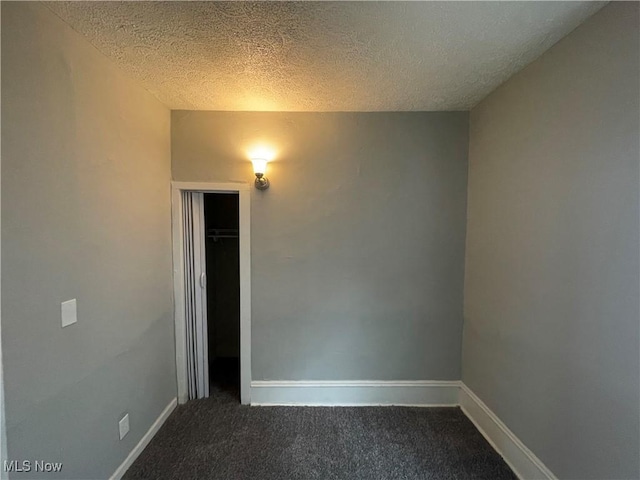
[124,388,516,480]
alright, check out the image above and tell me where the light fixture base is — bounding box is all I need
[254,174,270,190]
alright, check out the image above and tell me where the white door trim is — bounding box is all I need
[171,181,252,405]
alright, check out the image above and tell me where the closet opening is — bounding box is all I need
[171,181,251,405]
[204,193,240,401]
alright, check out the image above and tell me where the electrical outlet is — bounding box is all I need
[61,299,77,328]
[118,414,130,440]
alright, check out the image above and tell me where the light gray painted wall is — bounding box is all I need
[2,3,175,479]
[172,111,469,380]
[463,3,639,479]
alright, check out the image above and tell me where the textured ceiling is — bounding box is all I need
[45,1,605,111]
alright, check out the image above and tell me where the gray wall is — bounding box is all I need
[463,3,639,479]
[2,3,176,479]
[172,111,469,380]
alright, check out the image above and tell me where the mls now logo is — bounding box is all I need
[4,460,63,473]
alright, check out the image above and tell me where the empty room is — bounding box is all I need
[1,1,638,479]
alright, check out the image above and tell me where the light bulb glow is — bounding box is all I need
[247,145,276,162]
[251,158,268,175]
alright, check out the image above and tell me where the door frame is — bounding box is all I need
[171,181,252,405]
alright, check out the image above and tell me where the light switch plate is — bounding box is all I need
[61,299,77,328]
[119,414,130,440]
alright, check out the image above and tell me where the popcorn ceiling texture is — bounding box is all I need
[45,1,605,111]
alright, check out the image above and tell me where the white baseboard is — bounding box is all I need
[251,380,460,406]
[459,384,556,480]
[110,397,177,480]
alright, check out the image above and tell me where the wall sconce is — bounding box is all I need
[251,158,270,190]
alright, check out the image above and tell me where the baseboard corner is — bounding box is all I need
[459,383,556,480]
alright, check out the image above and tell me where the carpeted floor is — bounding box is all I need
[124,387,516,480]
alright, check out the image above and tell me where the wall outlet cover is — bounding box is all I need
[61,299,77,328]
[118,413,130,440]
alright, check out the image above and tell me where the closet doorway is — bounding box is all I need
[204,193,240,398]
[171,182,251,405]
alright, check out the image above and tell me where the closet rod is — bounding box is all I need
[207,228,239,242]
